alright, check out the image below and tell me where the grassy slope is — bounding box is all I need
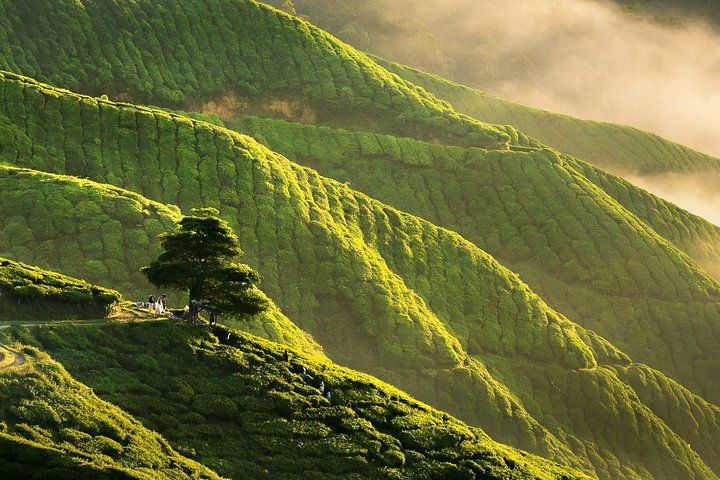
[0,341,222,479]
[232,115,720,406]
[0,0,521,150]
[0,256,121,322]
[7,321,589,480]
[0,164,181,296]
[379,60,720,176]
[1,72,719,479]
[0,165,323,357]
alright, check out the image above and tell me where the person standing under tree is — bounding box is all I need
[147,294,155,316]
[155,294,167,316]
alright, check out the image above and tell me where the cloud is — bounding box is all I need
[369,0,720,158]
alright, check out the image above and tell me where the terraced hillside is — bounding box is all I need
[8,321,590,480]
[0,341,222,479]
[233,115,720,406]
[0,0,525,151]
[379,60,720,177]
[0,165,181,297]
[0,165,323,356]
[2,71,720,480]
[0,256,121,321]
[2,1,720,478]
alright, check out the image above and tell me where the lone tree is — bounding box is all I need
[142,208,269,321]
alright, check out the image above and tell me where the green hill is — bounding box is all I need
[1,1,720,478]
[0,0,522,151]
[8,321,590,480]
[379,59,720,177]
[0,164,323,356]
[2,70,720,479]
[232,115,720,406]
[0,340,222,479]
[0,164,181,297]
[0,256,121,322]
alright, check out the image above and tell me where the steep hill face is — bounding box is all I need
[0,342,222,479]
[379,60,720,178]
[0,165,181,297]
[233,115,720,406]
[0,256,120,321]
[1,71,720,480]
[0,0,520,151]
[0,165,323,356]
[13,321,591,480]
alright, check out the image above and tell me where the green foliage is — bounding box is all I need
[143,208,269,318]
[0,164,181,297]
[0,345,221,479]
[0,256,121,321]
[1,71,720,479]
[22,322,590,480]
[233,115,720,408]
[380,58,720,176]
[0,0,512,150]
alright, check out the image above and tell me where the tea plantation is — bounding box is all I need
[0,1,719,479]
[0,0,519,151]
[233,115,720,406]
[0,321,591,480]
[380,59,720,177]
[1,71,719,479]
[0,256,121,321]
[0,339,222,479]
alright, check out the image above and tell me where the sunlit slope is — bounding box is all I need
[2,73,720,479]
[0,0,521,150]
[0,165,180,296]
[0,343,222,479]
[0,256,120,322]
[561,156,720,280]
[12,322,589,480]
[0,165,323,356]
[379,60,720,176]
[234,115,720,405]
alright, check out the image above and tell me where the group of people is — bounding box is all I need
[146,294,167,316]
[292,356,333,403]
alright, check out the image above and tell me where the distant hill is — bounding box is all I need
[379,59,720,178]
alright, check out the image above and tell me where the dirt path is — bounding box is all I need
[0,316,167,330]
[0,315,169,369]
[0,347,26,369]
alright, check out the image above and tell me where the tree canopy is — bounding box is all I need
[142,208,269,318]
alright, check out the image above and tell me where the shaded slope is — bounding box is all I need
[0,256,121,322]
[0,165,323,357]
[379,59,720,177]
[1,73,719,479]
[18,321,590,480]
[0,342,222,479]
[233,116,720,405]
[0,0,518,150]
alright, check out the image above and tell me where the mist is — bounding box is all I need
[336,0,720,158]
[626,173,720,227]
